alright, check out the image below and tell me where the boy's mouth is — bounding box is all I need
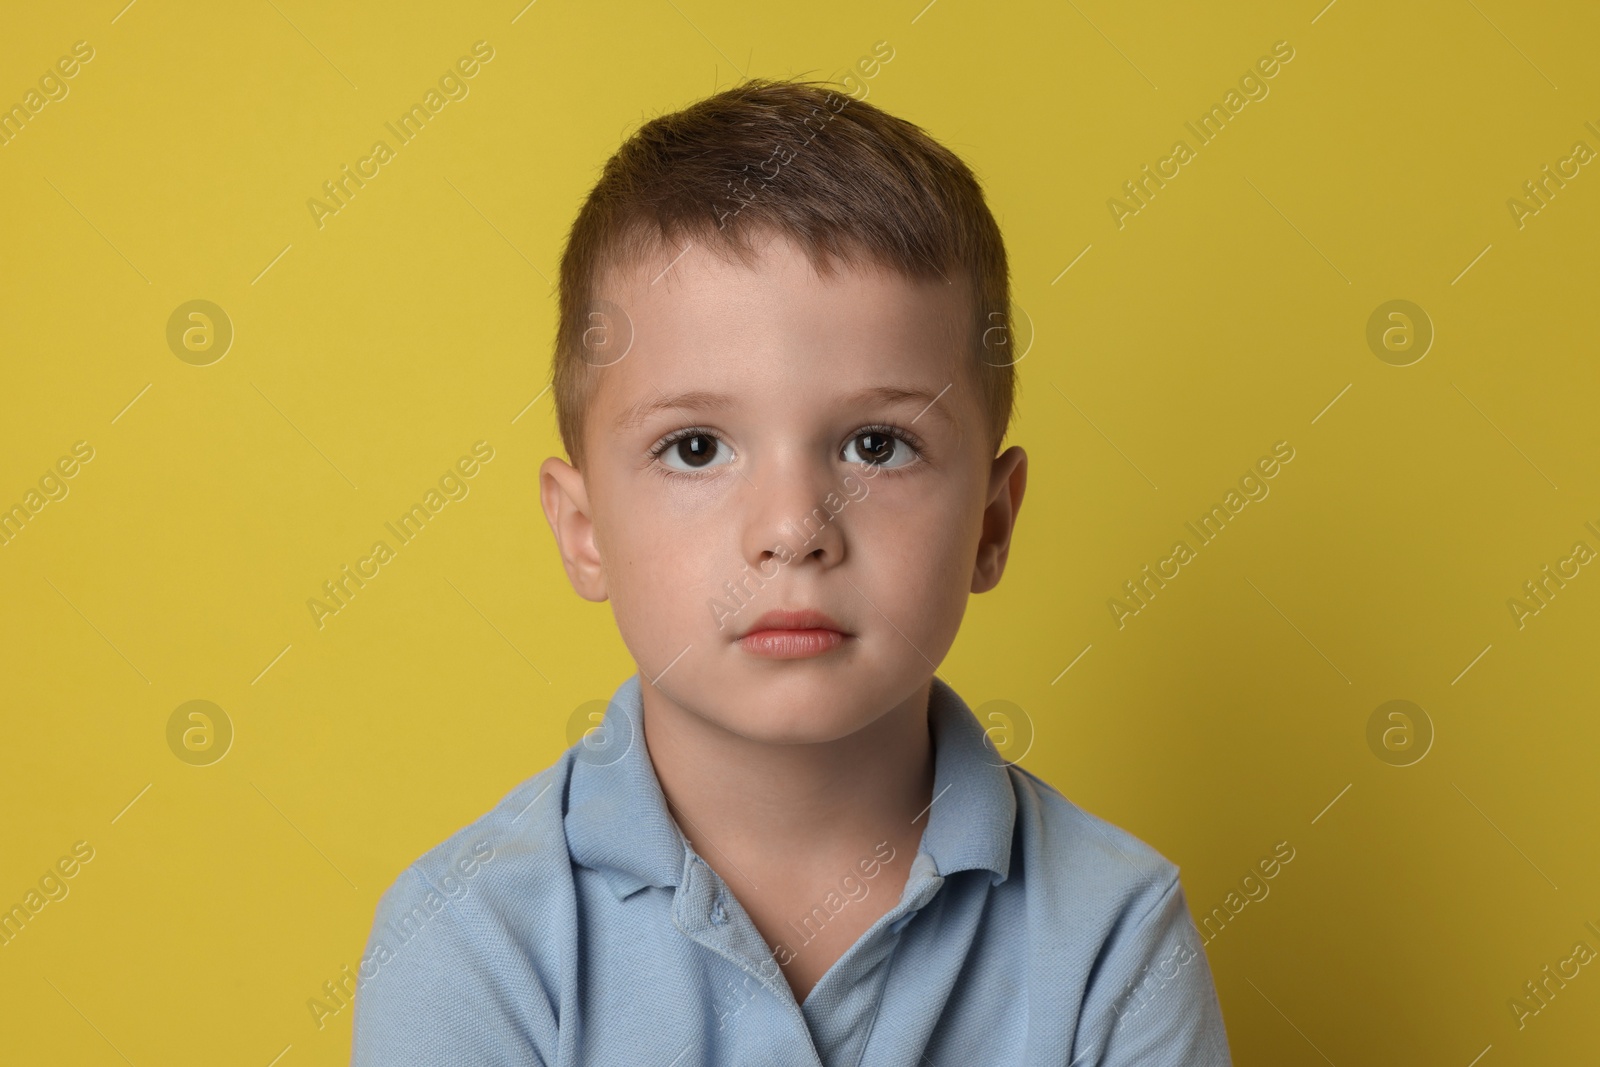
[735,608,853,659]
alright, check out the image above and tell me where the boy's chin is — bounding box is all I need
[695,691,889,747]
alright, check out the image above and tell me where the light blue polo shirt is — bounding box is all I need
[351,674,1232,1065]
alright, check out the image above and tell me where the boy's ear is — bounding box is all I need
[539,456,608,602]
[971,445,1027,594]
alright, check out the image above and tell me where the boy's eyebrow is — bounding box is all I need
[614,390,737,432]
[844,385,958,431]
[616,385,958,433]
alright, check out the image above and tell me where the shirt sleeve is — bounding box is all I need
[1073,874,1233,1066]
[350,865,554,1067]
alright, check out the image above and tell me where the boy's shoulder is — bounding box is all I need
[992,763,1229,1063]
[368,750,580,944]
[412,748,575,873]
[999,758,1185,921]
[351,755,582,1062]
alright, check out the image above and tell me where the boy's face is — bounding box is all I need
[540,230,1026,746]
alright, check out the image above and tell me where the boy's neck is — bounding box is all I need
[638,676,937,877]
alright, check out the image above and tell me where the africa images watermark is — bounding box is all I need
[712,842,900,1034]
[0,39,95,149]
[1505,518,1599,630]
[695,354,1013,634]
[306,837,496,1031]
[834,39,895,102]
[306,441,495,630]
[1507,916,1600,1031]
[0,440,96,548]
[306,41,496,230]
[705,455,887,633]
[711,57,875,231]
[710,38,898,232]
[1193,839,1296,946]
[1,840,96,949]
[1107,441,1296,629]
[1110,840,1297,1028]
[1107,39,1296,230]
[1110,926,1207,1029]
[1505,118,1600,231]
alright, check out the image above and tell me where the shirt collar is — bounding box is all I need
[564,673,1017,900]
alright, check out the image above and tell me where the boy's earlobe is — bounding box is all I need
[538,457,608,602]
[971,446,1027,594]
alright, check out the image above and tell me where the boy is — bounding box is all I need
[352,78,1231,1065]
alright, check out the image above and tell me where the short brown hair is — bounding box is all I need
[551,77,1015,468]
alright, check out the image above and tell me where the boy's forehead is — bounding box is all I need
[589,234,972,411]
[595,235,966,374]
[599,231,961,324]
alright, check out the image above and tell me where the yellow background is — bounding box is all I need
[2,0,1597,1063]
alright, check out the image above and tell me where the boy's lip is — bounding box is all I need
[735,608,850,640]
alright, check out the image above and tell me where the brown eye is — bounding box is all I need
[843,429,914,469]
[658,432,732,472]
[677,435,716,466]
[865,433,895,462]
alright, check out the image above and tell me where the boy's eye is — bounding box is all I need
[842,430,915,469]
[658,432,732,471]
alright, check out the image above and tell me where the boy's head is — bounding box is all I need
[540,78,1027,745]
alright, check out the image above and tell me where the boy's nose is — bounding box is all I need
[739,455,846,571]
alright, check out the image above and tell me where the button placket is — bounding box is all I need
[796,855,947,1046]
[673,850,827,1065]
